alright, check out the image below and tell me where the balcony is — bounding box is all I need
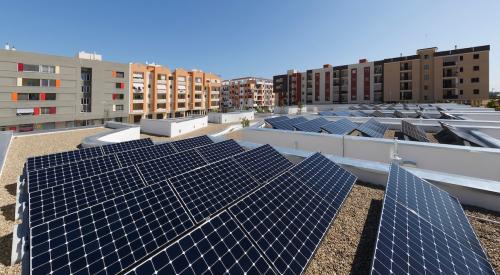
[133,99,144,104]
[443,89,459,99]
[400,76,412,81]
[443,71,458,78]
[443,61,457,67]
[157,80,167,84]
[133,78,144,83]
[156,99,167,103]
[400,64,412,71]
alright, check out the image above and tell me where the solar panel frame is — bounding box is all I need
[401,120,430,142]
[194,139,244,163]
[293,117,330,132]
[100,138,154,155]
[233,144,293,184]
[125,211,276,275]
[26,154,121,193]
[356,118,388,138]
[320,118,358,135]
[170,135,214,152]
[29,166,147,227]
[30,181,194,275]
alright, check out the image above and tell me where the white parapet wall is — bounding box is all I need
[240,128,500,182]
[98,127,140,143]
[141,116,208,137]
[274,106,307,115]
[208,111,254,124]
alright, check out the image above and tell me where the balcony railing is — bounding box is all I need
[443,61,456,67]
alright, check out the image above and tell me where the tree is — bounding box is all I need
[241,118,250,128]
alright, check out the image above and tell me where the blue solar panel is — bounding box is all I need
[264,116,289,127]
[26,146,104,172]
[401,120,429,142]
[352,111,369,117]
[170,135,213,152]
[136,148,207,184]
[26,154,121,193]
[293,117,330,132]
[101,138,154,155]
[115,142,177,167]
[371,164,495,275]
[29,166,146,227]
[233,144,293,184]
[168,157,259,223]
[126,211,275,275]
[271,117,308,130]
[321,118,358,135]
[356,118,388,138]
[30,181,194,274]
[195,139,244,163]
[318,111,335,116]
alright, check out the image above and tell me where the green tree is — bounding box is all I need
[241,118,250,128]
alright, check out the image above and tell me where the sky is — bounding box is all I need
[1,0,499,91]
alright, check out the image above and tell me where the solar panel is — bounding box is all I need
[371,164,495,275]
[401,120,429,142]
[30,181,194,274]
[168,157,259,223]
[170,135,213,152]
[352,111,369,117]
[136,148,207,184]
[371,110,386,117]
[29,166,146,227]
[293,117,330,132]
[318,111,335,116]
[271,117,308,130]
[289,153,357,208]
[126,211,274,275]
[195,139,244,163]
[334,111,351,116]
[26,146,103,172]
[356,118,388,138]
[233,144,293,184]
[230,161,355,275]
[265,116,289,124]
[115,142,177,167]
[320,118,358,135]
[101,138,154,155]
[27,154,121,193]
[393,110,407,118]
[436,123,490,147]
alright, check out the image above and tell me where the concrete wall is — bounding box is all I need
[0,131,12,177]
[208,111,254,124]
[240,128,500,181]
[98,127,140,143]
[141,116,208,137]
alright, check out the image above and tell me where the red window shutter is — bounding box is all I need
[120,83,124,89]
[112,94,116,100]
[18,63,24,72]
[34,107,40,116]
[49,107,56,114]
[40,93,46,101]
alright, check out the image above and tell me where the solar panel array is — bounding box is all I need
[356,118,388,138]
[321,118,358,135]
[293,117,330,132]
[115,142,177,167]
[100,138,154,155]
[401,120,430,142]
[371,110,386,117]
[24,134,359,274]
[269,116,309,130]
[371,164,495,275]
[264,116,289,128]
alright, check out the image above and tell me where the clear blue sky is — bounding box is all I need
[1,0,498,91]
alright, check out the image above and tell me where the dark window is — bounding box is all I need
[473,54,480,59]
[424,54,429,59]
[459,56,463,61]
[45,93,56,100]
[473,66,479,71]
[29,93,40,100]
[473,89,479,94]
[22,78,40,86]
[460,67,463,72]
[115,71,125,78]
[460,90,463,95]
[460,78,463,84]
[424,85,428,90]
[115,83,121,89]
[471,77,480,83]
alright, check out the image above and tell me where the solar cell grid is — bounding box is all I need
[233,144,293,184]
[271,116,309,130]
[169,157,259,223]
[229,172,339,274]
[26,146,103,172]
[320,118,358,135]
[27,154,121,193]
[356,118,388,138]
[101,138,154,155]
[401,120,429,142]
[293,117,330,132]
[371,164,495,275]
[29,166,146,227]
[30,181,194,274]
[126,211,275,275]
[195,139,244,163]
[136,148,207,185]
[115,142,177,167]
[170,135,213,152]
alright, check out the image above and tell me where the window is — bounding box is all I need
[473,66,480,71]
[45,93,56,100]
[40,107,51,115]
[195,85,202,91]
[473,54,480,59]
[115,71,125,78]
[40,65,55,73]
[195,77,202,83]
[424,85,428,90]
[18,93,29,100]
[115,83,124,89]
[29,93,40,100]
[471,77,480,83]
[22,78,40,86]
[41,79,56,87]
[460,67,463,72]
[460,78,463,84]
[459,56,463,61]
[115,105,124,111]
[460,90,463,95]
[424,74,429,80]
[423,64,429,70]
[158,74,166,80]
[23,64,40,72]
[473,89,479,94]
[424,54,429,59]
[112,94,124,100]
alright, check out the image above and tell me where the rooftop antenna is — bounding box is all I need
[4,43,9,50]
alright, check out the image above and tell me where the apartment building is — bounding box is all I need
[221,77,274,111]
[0,48,129,132]
[129,65,221,122]
[274,45,489,106]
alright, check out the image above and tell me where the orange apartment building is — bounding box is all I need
[129,64,220,123]
[221,77,274,111]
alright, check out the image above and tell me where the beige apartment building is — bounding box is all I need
[274,45,489,106]
[221,77,274,111]
[129,64,221,123]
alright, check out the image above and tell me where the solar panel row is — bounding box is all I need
[321,118,358,135]
[293,117,330,133]
[401,120,429,142]
[270,117,309,130]
[371,164,495,275]
[356,118,388,138]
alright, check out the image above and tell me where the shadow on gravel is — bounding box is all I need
[350,199,383,274]
[0,203,15,221]
[5,182,16,197]
[0,232,13,265]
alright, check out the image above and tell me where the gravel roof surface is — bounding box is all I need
[0,127,498,275]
